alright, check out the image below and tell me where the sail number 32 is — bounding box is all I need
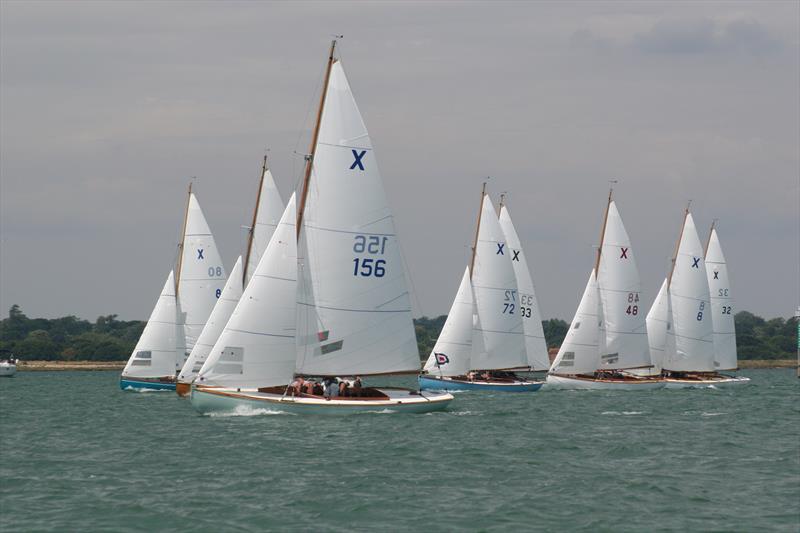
[353,235,387,278]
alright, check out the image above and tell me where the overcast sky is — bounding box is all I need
[1,0,798,323]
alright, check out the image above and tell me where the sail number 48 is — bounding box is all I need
[353,235,387,278]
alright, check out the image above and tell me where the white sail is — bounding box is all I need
[122,271,181,379]
[178,256,244,384]
[470,195,527,371]
[663,212,714,372]
[498,204,549,370]
[550,270,601,375]
[596,200,651,370]
[197,195,298,389]
[423,267,474,376]
[245,167,285,286]
[177,192,227,357]
[643,278,670,376]
[705,227,737,370]
[295,61,420,377]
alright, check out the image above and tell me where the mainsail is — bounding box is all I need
[294,60,420,376]
[423,267,474,376]
[497,203,549,370]
[705,226,737,370]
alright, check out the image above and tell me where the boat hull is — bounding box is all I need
[418,375,543,392]
[191,386,454,415]
[663,375,751,389]
[0,363,17,377]
[175,381,192,397]
[119,377,176,392]
[546,374,664,390]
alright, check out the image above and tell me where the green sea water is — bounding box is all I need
[0,369,798,532]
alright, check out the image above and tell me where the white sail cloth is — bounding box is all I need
[423,267,474,376]
[663,212,714,372]
[177,193,226,356]
[295,60,420,377]
[122,271,182,378]
[178,257,244,384]
[198,195,298,389]
[470,194,527,371]
[497,204,549,370]
[705,227,737,370]
[596,201,650,370]
[643,278,671,376]
[245,168,285,285]
[550,270,602,375]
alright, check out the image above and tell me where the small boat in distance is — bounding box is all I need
[120,186,226,391]
[419,184,542,392]
[192,39,453,414]
[0,350,18,377]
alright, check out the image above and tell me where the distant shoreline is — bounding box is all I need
[12,359,799,371]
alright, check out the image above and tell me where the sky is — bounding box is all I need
[1,0,798,323]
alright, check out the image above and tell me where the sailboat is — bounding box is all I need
[120,186,226,391]
[547,190,663,390]
[658,212,749,388]
[190,39,453,414]
[176,157,285,396]
[418,185,542,392]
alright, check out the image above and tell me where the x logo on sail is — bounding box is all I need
[620,247,628,259]
[692,257,700,268]
[350,149,366,171]
[713,271,719,279]
[496,243,505,255]
[197,249,204,260]
[512,250,520,262]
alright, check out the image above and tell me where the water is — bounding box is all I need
[1,370,798,532]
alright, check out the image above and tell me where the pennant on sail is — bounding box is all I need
[198,195,298,389]
[470,194,526,371]
[550,270,602,375]
[705,226,737,370]
[294,60,420,377]
[122,271,182,379]
[498,203,549,370]
[423,267,474,377]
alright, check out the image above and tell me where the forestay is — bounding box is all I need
[423,267,474,376]
[663,212,714,372]
[295,61,420,377]
[498,204,549,370]
[197,195,298,389]
[178,257,244,384]
[705,227,737,370]
[245,167,285,285]
[596,201,650,369]
[122,271,182,379]
[177,193,226,357]
[470,195,526,371]
[550,270,602,375]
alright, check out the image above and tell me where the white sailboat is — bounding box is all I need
[176,157,285,396]
[547,191,663,390]
[191,40,453,414]
[419,185,542,392]
[659,214,749,387]
[0,351,18,377]
[120,186,226,391]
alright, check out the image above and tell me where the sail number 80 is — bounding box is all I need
[353,234,387,277]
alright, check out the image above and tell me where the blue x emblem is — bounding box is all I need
[496,243,505,255]
[350,150,366,171]
[691,257,700,268]
[197,249,204,260]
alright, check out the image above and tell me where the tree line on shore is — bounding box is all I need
[0,304,796,362]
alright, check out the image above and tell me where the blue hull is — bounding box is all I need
[418,375,543,392]
[119,378,176,392]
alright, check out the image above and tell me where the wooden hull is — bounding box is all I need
[663,374,751,389]
[175,381,192,397]
[546,374,664,390]
[191,385,454,415]
[418,375,543,392]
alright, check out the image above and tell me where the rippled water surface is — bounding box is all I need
[1,370,798,532]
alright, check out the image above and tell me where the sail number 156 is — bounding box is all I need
[353,234,388,278]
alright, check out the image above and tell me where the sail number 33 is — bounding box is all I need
[352,235,388,278]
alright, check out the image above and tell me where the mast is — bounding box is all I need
[593,186,613,277]
[175,181,193,295]
[469,181,487,279]
[297,38,338,239]
[667,203,691,288]
[243,154,268,285]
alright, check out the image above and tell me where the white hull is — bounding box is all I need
[0,363,17,377]
[546,373,664,390]
[663,375,751,389]
[191,386,454,415]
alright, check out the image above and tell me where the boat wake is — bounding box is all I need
[204,406,293,418]
[601,410,644,416]
[356,409,399,415]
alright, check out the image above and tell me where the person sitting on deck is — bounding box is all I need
[481,371,491,381]
[323,378,338,399]
[467,371,476,381]
[304,381,316,395]
[290,376,305,395]
[338,380,349,397]
[352,376,363,397]
[312,382,324,396]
